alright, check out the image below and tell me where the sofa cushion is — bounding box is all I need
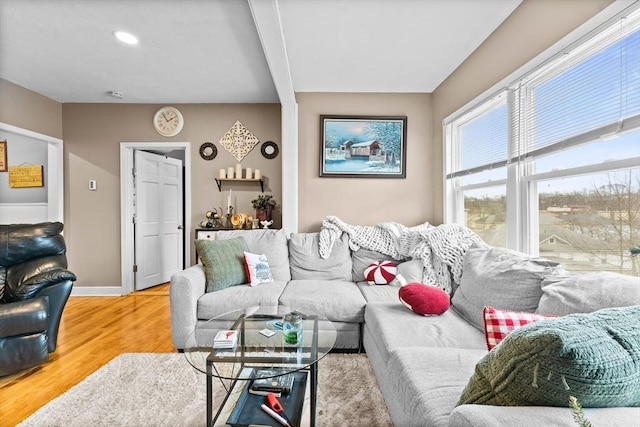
[451,244,560,331]
[197,280,288,319]
[216,229,291,281]
[288,233,352,281]
[357,281,400,303]
[195,237,249,293]
[483,306,553,350]
[351,248,402,283]
[278,279,367,323]
[243,251,273,286]
[364,302,486,366]
[384,347,487,427]
[536,272,640,316]
[458,306,640,408]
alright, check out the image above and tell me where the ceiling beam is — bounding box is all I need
[248,0,296,106]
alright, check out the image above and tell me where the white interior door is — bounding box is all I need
[134,150,184,291]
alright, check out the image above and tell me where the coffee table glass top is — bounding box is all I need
[184,305,337,380]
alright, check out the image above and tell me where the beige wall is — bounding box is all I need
[296,93,433,232]
[62,103,281,287]
[431,0,613,223]
[0,78,62,138]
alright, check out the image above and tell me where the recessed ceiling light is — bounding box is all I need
[114,31,138,45]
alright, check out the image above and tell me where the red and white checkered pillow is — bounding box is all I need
[483,306,554,350]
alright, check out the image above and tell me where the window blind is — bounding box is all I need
[516,10,640,160]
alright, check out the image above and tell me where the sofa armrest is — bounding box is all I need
[449,404,640,427]
[170,265,206,350]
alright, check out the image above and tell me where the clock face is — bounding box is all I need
[153,106,184,137]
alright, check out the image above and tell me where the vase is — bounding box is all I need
[255,207,272,222]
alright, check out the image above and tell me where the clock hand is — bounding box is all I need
[162,112,170,122]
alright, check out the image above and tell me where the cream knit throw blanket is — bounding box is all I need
[318,216,483,294]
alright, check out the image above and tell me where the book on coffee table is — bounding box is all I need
[213,330,238,349]
[226,367,307,427]
[249,368,295,394]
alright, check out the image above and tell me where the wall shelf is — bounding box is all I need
[215,178,264,192]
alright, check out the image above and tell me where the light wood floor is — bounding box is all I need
[0,283,174,426]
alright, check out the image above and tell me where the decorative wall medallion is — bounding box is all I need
[260,141,279,159]
[218,121,260,162]
[199,142,217,160]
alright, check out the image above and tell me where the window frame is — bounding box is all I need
[443,3,640,259]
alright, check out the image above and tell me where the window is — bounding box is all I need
[444,5,640,276]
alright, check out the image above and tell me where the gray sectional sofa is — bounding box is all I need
[170,228,640,426]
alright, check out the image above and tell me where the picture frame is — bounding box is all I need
[320,115,407,178]
[0,140,6,172]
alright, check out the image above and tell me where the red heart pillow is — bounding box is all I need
[399,283,450,316]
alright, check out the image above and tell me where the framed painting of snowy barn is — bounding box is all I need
[320,115,407,178]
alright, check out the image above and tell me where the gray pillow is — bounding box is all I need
[289,232,352,280]
[537,272,640,316]
[451,243,560,330]
[391,259,424,286]
[216,229,291,281]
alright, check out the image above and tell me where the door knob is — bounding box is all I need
[177,225,184,230]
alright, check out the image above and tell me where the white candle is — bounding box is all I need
[235,163,242,180]
[254,169,261,180]
[219,169,226,179]
[227,167,234,179]
[246,168,252,180]
[227,190,232,214]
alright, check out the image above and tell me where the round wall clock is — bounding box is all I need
[260,141,279,159]
[199,142,217,160]
[153,106,184,137]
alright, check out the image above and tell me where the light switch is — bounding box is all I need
[89,180,97,191]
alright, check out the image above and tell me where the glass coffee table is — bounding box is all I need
[184,306,337,427]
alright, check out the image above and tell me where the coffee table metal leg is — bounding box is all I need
[207,363,212,427]
[311,361,317,427]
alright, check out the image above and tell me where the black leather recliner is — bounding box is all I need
[0,222,76,376]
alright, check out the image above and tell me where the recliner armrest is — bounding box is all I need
[12,269,77,300]
[0,297,49,338]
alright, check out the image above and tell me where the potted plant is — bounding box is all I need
[251,194,276,222]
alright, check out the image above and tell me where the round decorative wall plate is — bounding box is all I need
[199,142,217,160]
[261,141,279,159]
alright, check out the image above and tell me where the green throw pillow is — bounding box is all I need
[458,305,640,408]
[196,237,249,292]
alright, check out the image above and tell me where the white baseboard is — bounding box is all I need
[71,286,123,297]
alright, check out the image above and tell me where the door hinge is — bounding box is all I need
[133,264,138,273]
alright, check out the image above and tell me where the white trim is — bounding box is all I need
[0,122,64,223]
[70,286,122,297]
[281,103,299,234]
[249,0,299,233]
[120,142,191,295]
[443,1,639,124]
[523,157,640,183]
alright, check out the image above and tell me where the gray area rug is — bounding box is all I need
[19,352,392,427]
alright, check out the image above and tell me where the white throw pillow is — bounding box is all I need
[242,251,274,287]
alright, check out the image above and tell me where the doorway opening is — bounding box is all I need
[120,142,191,295]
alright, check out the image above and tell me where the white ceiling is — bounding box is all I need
[0,0,522,104]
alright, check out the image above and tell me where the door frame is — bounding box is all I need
[0,122,64,223]
[120,142,191,295]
